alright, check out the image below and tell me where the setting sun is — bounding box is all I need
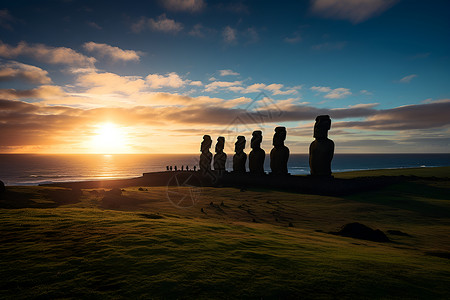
[90,123,129,153]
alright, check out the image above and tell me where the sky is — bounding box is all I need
[0,0,449,154]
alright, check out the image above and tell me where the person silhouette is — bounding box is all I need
[233,136,247,173]
[270,127,289,175]
[309,115,334,177]
[249,130,265,175]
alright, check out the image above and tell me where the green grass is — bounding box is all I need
[1,167,450,299]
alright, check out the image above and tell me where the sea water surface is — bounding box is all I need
[0,153,449,186]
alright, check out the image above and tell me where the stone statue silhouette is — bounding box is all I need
[233,136,247,173]
[200,135,212,172]
[213,136,227,172]
[249,130,265,175]
[270,127,289,175]
[309,115,334,177]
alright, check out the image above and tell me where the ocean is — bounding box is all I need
[0,153,449,186]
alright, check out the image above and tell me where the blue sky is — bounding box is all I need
[0,0,449,153]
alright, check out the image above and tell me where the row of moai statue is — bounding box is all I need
[200,115,334,176]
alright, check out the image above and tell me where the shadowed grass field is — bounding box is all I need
[1,167,449,299]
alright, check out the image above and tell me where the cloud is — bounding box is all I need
[77,71,146,95]
[310,0,398,24]
[0,85,65,100]
[216,82,299,95]
[161,0,205,12]
[333,100,450,130]
[188,24,212,37]
[243,27,259,44]
[146,72,186,89]
[86,21,102,30]
[219,69,240,76]
[0,9,15,30]
[223,26,237,43]
[284,33,302,44]
[205,80,242,92]
[311,86,351,99]
[131,14,183,34]
[0,41,96,67]
[83,42,141,62]
[399,74,417,83]
[1,96,449,152]
[189,80,203,86]
[0,61,52,84]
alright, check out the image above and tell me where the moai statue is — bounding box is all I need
[309,115,334,177]
[166,166,169,171]
[200,135,212,172]
[233,136,247,173]
[249,130,266,175]
[270,127,289,175]
[170,166,173,171]
[213,136,227,172]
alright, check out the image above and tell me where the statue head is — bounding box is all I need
[215,136,225,153]
[235,136,246,153]
[272,127,286,147]
[251,130,263,149]
[201,135,212,152]
[313,115,331,139]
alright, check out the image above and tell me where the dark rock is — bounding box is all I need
[252,218,256,222]
[387,230,411,237]
[220,201,225,207]
[288,222,294,227]
[331,222,390,242]
[138,187,144,191]
[139,213,164,219]
[0,180,6,193]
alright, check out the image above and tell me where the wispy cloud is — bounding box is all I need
[205,80,242,92]
[0,41,96,67]
[0,60,52,84]
[311,86,351,99]
[188,24,215,37]
[83,42,142,62]
[310,0,398,24]
[223,26,237,43]
[219,69,239,76]
[161,0,205,12]
[399,74,417,83]
[131,14,183,34]
[284,32,302,44]
[0,9,15,30]
[86,21,102,30]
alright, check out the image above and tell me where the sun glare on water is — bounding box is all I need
[90,123,129,154]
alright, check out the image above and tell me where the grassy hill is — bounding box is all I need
[1,167,449,299]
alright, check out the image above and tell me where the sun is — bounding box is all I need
[89,123,129,153]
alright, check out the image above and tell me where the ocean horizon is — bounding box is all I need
[1,153,449,186]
